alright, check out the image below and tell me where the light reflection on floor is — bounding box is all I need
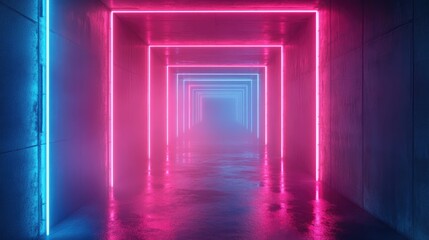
[50,144,406,240]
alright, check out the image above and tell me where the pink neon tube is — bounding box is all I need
[166,66,169,145]
[109,12,114,187]
[315,12,320,181]
[148,46,151,162]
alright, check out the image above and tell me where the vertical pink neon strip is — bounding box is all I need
[109,12,114,188]
[264,66,268,145]
[281,46,284,158]
[148,46,151,162]
[199,95,203,122]
[166,66,169,145]
[188,84,191,130]
[315,12,320,181]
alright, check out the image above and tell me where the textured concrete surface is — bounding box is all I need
[285,19,315,174]
[49,0,109,227]
[0,1,40,239]
[330,48,363,206]
[112,15,148,193]
[0,2,39,153]
[318,0,331,185]
[363,23,413,236]
[321,0,429,238]
[0,148,39,239]
[413,0,429,239]
[0,0,38,22]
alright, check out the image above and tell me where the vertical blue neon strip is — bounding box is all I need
[45,0,50,235]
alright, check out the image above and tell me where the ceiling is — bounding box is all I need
[116,12,313,45]
[110,0,316,65]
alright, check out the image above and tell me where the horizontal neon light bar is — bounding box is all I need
[112,10,318,13]
[179,73,260,76]
[169,64,266,68]
[151,45,283,48]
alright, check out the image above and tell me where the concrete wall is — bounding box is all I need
[266,50,283,156]
[50,0,109,227]
[413,1,429,239]
[285,18,316,174]
[0,1,40,238]
[113,16,148,194]
[0,0,109,236]
[320,0,429,238]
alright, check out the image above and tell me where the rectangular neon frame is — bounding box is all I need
[179,74,257,136]
[191,89,247,128]
[149,45,279,177]
[180,77,256,136]
[161,46,277,155]
[192,88,249,123]
[168,65,265,141]
[190,85,250,128]
[45,9,319,236]
[109,10,320,189]
[187,83,248,130]
[197,94,243,124]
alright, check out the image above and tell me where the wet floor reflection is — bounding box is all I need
[99,144,406,240]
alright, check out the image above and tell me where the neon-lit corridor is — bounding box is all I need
[1,0,428,239]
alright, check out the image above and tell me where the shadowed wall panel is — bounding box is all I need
[0,1,40,238]
[50,0,109,227]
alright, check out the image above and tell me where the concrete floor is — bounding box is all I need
[49,145,407,240]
